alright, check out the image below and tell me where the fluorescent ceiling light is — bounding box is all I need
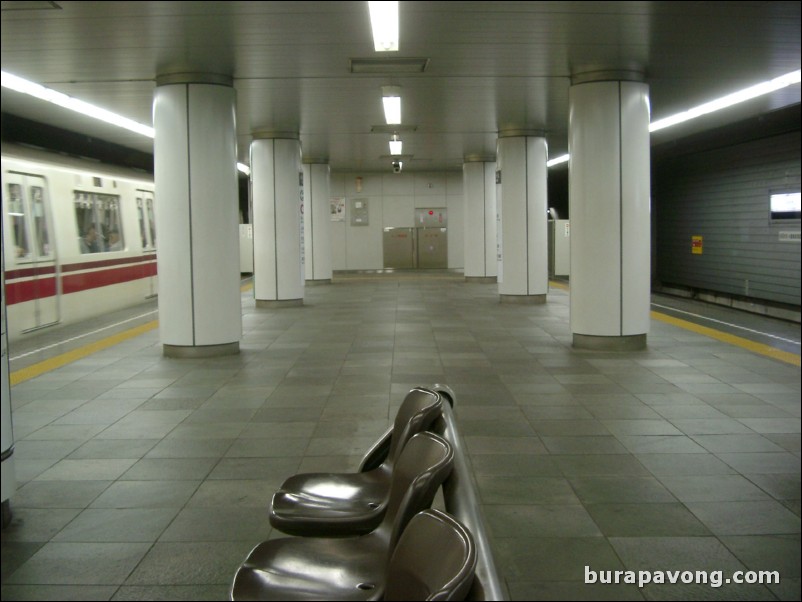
[383,96,401,124]
[382,85,401,125]
[2,70,155,138]
[649,69,801,132]
[546,154,570,168]
[547,69,802,167]
[389,135,403,155]
[2,70,253,174]
[368,1,398,52]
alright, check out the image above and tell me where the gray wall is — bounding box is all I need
[655,130,801,307]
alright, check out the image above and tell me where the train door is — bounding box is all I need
[5,173,59,331]
[136,190,157,298]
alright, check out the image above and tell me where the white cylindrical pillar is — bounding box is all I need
[568,74,651,350]
[153,73,241,357]
[496,134,549,303]
[463,158,497,283]
[251,134,304,307]
[302,161,332,285]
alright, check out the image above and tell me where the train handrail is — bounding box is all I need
[433,385,508,601]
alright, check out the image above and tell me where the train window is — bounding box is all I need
[6,176,53,262]
[136,190,156,250]
[7,182,31,260]
[97,194,125,251]
[74,191,124,253]
[30,185,53,258]
[137,197,148,247]
[146,196,156,247]
[75,191,99,253]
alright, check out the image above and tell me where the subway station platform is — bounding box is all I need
[2,273,800,601]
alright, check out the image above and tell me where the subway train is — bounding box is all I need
[1,143,157,342]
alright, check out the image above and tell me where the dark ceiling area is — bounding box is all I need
[1,112,155,173]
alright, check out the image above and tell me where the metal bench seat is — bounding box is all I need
[269,387,443,537]
[384,508,477,601]
[231,431,454,601]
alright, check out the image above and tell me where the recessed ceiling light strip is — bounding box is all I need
[1,70,154,138]
[368,1,399,52]
[1,70,251,174]
[546,69,801,166]
[381,85,402,125]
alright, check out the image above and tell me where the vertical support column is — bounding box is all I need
[153,73,241,358]
[568,72,650,350]
[1,229,15,527]
[251,133,304,307]
[463,157,497,283]
[496,133,549,303]
[302,160,332,285]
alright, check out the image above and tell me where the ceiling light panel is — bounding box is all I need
[649,69,801,132]
[1,70,154,138]
[382,96,401,124]
[381,85,402,125]
[368,1,398,52]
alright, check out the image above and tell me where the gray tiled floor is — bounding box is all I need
[2,273,800,601]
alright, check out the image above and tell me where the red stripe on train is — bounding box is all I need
[5,254,156,280]
[4,262,157,305]
[4,277,57,304]
[4,265,56,279]
[61,263,157,294]
[61,255,157,274]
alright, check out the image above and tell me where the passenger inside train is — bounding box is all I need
[106,228,123,252]
[79,224,101,254]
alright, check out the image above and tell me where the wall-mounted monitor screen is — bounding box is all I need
[770,191,801,220]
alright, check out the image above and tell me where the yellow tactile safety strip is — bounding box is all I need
[549,280,798,367]
[650,311,800,367]
[10,281,255,386]
[10,321,159,386]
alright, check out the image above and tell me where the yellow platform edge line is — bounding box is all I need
[550,279,797,366]
[651,311,800,367]
[11,279,249,386]
[10,321,159,386]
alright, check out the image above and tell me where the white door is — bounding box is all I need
[5,173,59,331]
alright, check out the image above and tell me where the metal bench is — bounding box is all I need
[432,384,507,601]
[231,431,454,601]
[384,508,477,601]
[269,387,444,537]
